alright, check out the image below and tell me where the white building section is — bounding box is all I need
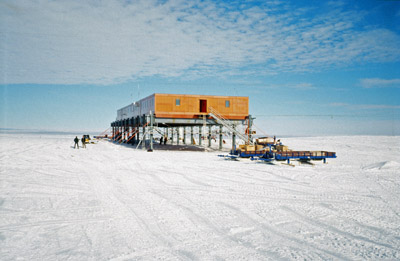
[116,94,155,121]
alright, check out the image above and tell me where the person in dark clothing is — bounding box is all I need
[74,136,79,149]
[81,136,86,148]
[160,136,163,145]
[164,135,167,145]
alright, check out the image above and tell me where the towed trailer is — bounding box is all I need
[259,150,336,164]
[219,150,266,161]
[220,140,336,165]
[275,151,336,163]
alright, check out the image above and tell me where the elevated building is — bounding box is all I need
[111,93,253,150]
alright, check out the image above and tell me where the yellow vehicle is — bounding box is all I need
[83,135,90,143]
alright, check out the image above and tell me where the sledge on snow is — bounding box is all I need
[219,136,336,166]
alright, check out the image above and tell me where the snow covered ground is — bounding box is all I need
[1,133,400,260]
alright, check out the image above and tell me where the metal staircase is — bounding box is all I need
[153,125,165,136]
[208,107,254,145]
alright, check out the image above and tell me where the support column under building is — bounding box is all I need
[166,128,169,144]
[149,113,154,151]
[219,125,223,150]
[142,122,146,147]
[232,125,236,152]
[127,126,129,142]
[177,127,180,145]
[135,126,138,144]
[199,126,202,146]
[129,127,134,145]
[191,126,194,145]
[136,123,140,145]
[208,126,212,147]
[131,125,134,142]
[126,126,129,143]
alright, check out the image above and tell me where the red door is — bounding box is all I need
[200,100,207,113]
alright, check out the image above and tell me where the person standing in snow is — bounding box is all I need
[74,136,79,149]
[160,136,163,145]
[81,136,86,149]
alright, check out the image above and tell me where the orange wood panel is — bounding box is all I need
[153,94,248,119]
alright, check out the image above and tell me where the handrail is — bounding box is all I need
[208,107,254,145]
[111,130,121,140]
[125,122,149,143]
[125,128,139,143]
[120,128,134,143]
[115,129,129,142]
[153,126,165,136]
[99,127,111,136]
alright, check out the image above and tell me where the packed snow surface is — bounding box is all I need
[1,133,400,260]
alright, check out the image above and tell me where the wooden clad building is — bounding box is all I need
[117,93,249,120]
[112,93,252,150]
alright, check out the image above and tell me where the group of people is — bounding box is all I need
[159,135,168,145]
[73,136,87,149]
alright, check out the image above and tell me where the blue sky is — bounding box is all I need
[1,0,400,135]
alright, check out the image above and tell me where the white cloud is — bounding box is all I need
[257,82,316,90]
[329,102,400,110]
[1,0,400,84]
[290,83,316,90]
[360,78,400,88]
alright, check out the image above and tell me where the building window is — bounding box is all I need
[176,99,180,106]
[225,100,230,108]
